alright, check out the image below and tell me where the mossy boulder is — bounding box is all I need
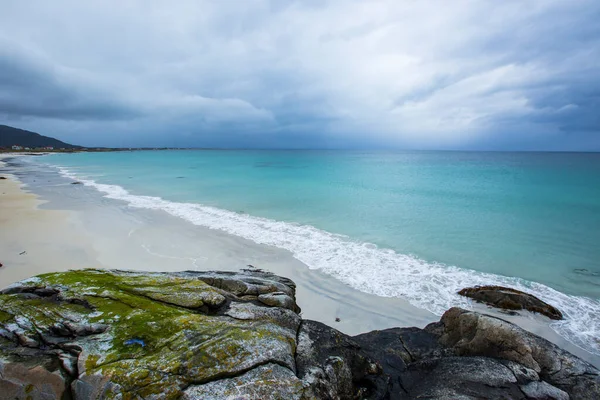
[0,269,305,399]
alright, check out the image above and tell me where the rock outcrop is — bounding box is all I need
[458,285,563,320]
[427,307,599,399]
[0,269,303,399]
[1,269,598,399]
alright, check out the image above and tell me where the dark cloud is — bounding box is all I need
[0,45,140,120]
[0,0,598,150]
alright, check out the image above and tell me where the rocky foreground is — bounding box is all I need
[0,269,598,399]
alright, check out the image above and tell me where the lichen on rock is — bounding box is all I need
[1,270,599,400]
[182,363,305,399]
[0,269,304,399]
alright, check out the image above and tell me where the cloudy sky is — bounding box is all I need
[1,0,599,150]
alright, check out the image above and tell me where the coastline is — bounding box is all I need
[0,156,103,283]
[1,154,599,368]
[0,155,435,333]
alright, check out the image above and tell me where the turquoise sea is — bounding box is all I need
[42,150,600,355]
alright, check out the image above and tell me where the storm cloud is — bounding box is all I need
[0,0,599,150]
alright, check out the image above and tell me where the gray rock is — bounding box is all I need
[501,359,540,384]
[182,363,304,400]
[520,381,569,400]
[354,326,450,365]
[430,307,600,399]
[187,270,297,298]
[400,356,525,399]
[352,327,443,398]
[258,291,299,312]
[70,374,122,400]
[0,359,67,400]
[296,320,382,399]
[224,301,301,332]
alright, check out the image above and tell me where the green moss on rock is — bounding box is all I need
[0,309,13,323]
[0,269,302,399]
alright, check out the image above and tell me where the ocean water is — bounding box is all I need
[41,150,600,355]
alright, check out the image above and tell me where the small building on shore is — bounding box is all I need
[12,145,23,150]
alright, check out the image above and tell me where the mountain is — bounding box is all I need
[0,125,80,149]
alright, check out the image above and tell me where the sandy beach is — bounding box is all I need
[0,155,435,333]
[0,157,103,283]
[1,154,598,367]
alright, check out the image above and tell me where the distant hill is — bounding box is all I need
[0,125,80,149]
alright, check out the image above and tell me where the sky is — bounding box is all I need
[1,0,599,150]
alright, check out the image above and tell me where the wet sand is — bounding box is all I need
[0,158,103,283]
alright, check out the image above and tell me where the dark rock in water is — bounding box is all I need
[0,176,7,180]
[458,285,564,320]
[1,271,598,399]
[71,181,82,185]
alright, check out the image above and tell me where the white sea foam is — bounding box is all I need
[57,166,600,356]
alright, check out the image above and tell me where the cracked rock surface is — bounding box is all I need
[1,269,599,399]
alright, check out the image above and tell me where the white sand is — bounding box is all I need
[0,161,103,284]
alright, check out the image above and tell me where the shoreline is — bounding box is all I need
[1,154,599,367]
[0,155,436,333]
[0,157,103,283]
